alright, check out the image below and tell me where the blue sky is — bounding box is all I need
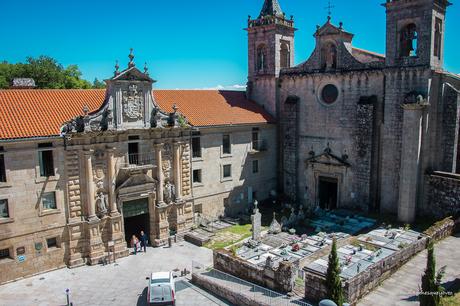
[1,0,459,89]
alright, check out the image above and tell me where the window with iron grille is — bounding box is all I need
[0,199,8,218]
[222,134,231,154]
[38,150,55,177]
[0,248,10,260]
[223,165,232,178]
[42,192,57,210]
[192,137,201,158]
[0,154,5,182]
[47,237,58,249]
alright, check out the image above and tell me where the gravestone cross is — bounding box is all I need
[251,200,262,241]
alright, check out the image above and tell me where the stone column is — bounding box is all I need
[398,103,425,223]
[154,144,165,205]
[84,151,98,221]
[173,142,182,201]
[107,149,119,216]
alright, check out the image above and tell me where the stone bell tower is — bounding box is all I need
[246,0,295,118]
[384,0,451,68]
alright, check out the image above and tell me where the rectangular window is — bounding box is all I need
[0,199,8,218]
[128,142,139,165]
[39,150,55,177]
[193,169,202,184]
[0,248,10,260]
[42,192,57,210]
[222,134,231,154]
[192,137,201,158]
[252,160,259,174]
[46,237,58,249]
[0,154,5,182]
[252,130,259,151]
[223,164,232,178]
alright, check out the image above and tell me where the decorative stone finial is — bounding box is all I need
[83,105,89,116]
[339,21,343,29]
[128,48,135,68]
[327,15,331,22]
[144,62,149,75]
[114,60,120,76]
[172,104,178,113]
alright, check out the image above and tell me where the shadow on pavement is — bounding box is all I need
[136,286,148,306]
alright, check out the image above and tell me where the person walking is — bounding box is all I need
[130,235,139,255]
[140,230,148,253]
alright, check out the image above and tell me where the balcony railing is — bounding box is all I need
[120,153,156,170]
[250,140,267,153]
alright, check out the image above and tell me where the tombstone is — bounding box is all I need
[268,212,282,234]
[251,200,262,241]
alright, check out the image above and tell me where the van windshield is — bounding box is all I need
[151,278,169,284]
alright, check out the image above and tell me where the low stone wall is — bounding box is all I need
[424,217,456,241]
[213,250,295,293]
[423,172,460,219]
[192,273,266,306]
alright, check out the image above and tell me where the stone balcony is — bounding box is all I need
[119,153,156,172]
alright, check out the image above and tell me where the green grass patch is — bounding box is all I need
[204,224,267,251]
[442,292,460,306]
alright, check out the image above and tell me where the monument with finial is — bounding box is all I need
[128,48,135,68]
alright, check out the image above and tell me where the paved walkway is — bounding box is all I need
[359,235,460,306]
[0,242,231,306]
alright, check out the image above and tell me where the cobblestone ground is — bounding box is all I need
[0,242,231,306]
[359,234,460,306]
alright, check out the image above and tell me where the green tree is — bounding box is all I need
[0,56,99,89]
[92,78,106,89]
[420,241,445,306]
[325,238,344,306]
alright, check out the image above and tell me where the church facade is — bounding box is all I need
[247,0,460,223]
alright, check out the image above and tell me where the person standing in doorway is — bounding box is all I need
[130,235,139,255]
[140,230,148,253]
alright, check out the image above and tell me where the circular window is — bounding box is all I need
[321,84,339,104]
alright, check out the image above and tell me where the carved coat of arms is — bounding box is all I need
[122,84,144,120]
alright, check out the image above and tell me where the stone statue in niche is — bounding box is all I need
[163,180,176,204]
[122,84,144,120]
[96,192,108,216]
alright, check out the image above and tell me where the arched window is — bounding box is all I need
[280,43,290,69]
[321,43,337,69]
[257,44,267,72]
[400,23,418,57]
[434,18,442,59]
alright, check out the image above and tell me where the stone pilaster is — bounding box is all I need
[85,221,105,265]
[153,205,170,246]
[173,142,182,201]
[84,151,98,222]
[106,149,119,216]
[154,143,165,205]
[398,103,426,223]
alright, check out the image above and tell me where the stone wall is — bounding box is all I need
[423,172,460,219]
[213,249,295,293]
[192,272,266,306]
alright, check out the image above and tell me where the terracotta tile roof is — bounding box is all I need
[0,89,273,140]
[153,90,274,127]
[0,89,105,140]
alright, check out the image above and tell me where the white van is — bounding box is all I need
[147,272,176,306]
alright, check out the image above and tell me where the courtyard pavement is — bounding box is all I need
[0,242,231,306]
[359,234,460,306]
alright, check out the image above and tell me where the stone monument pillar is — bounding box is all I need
[251,200,262,241]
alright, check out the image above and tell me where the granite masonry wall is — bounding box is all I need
[213,249,295,293]
[423,172,460,219]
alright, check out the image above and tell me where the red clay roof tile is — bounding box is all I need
[0,89,273,140]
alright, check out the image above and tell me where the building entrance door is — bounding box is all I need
[122,198,150,245]
[318,177,338,210]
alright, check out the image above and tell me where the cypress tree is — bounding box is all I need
[420,241,443,306]
[326,238,344,306]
